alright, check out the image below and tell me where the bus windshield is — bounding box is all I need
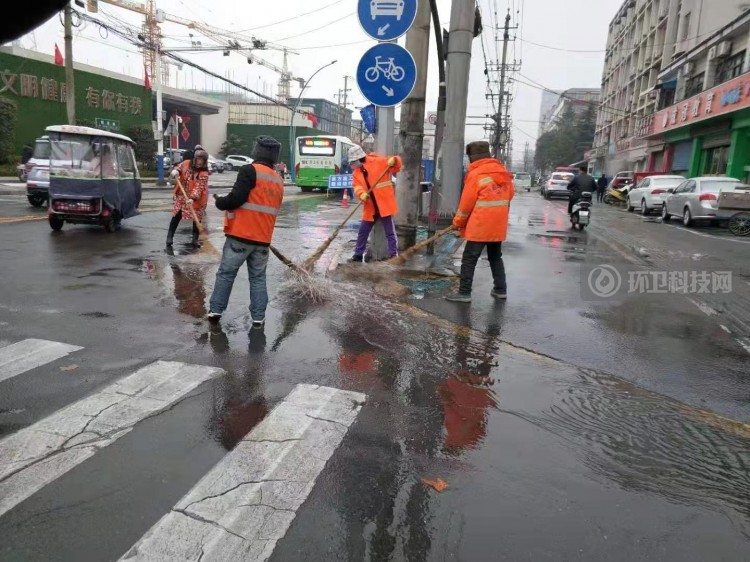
[299,137,336,157]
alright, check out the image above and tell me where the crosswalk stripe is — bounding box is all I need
[120,384,366,562]
[0,360,223,518]
[0,338,83,384]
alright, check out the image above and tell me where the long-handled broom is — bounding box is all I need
[301,165,393,271]
[174,177,219,255]
[385,226,458,266]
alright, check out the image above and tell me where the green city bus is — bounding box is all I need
[295,135,355,192]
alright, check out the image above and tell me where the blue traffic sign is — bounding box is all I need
[356,43,417,107]
[358,0,418,41]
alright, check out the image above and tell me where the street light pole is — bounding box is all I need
[288,60,337,184]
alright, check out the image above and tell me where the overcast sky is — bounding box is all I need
[20,0,623,159]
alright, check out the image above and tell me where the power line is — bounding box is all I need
[272,11,355,42]
[236,0,347,33]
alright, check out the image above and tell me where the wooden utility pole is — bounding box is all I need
[64,4,76,125]
[395,0,432,249]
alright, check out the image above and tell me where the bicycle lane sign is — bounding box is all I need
[356,43,417,107]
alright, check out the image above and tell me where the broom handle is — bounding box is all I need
[385,226,457,264]
[175,176,206,235]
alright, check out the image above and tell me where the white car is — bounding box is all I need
[626,175,685,215]
[543,172,574,199]
[224,155,253,171]
[661,177,742,227]
[513,172,532,192]
[370,0,405,20]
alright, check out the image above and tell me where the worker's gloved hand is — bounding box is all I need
[359,192,369,202]
[387,157,396,167]
[169,169,179,179]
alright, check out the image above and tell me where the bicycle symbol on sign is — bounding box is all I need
[365,56,406,83]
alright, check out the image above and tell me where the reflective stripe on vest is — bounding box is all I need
[375,180,393,189]
[478,177,495,186]
[256,171,283,186]
[475,200,510,207]
[239,202,280,215]
[456,210,470,218]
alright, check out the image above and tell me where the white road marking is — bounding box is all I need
[737,338,750,355]
[688,298,718,317]
[0,339,83,384]
[663,223,750,245]
[0,361,223,518]
[720,325,732,334]
[120,384,366,562]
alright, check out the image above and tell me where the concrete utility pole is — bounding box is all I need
[63,4,76,125]
[395,0,431,249]
[342,75,351,109]
[437,0,476,218]
[493,11,511,161]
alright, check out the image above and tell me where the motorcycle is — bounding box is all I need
[604,180,633,206]
[570,191,593,231]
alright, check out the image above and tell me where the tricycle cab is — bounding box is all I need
[46,125,142,232]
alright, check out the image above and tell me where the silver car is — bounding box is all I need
[661,177,741,227]
[544,172,574,200]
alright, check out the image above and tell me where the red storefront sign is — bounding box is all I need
[652,72,750,135]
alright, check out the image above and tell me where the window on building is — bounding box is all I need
[681,12,691,41]
[715,51,746,85]
[704,145,730,176]
[659,87,676,109]
[685,73,705,98]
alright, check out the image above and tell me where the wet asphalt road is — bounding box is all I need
[0,184,749,561]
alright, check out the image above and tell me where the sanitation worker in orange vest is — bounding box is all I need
[348,145,402,261]
[445,141,514,303]
[207,136,284,329]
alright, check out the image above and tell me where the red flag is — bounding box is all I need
[144,65,152,90]
[307,112,319,127]
[54,44,63,66]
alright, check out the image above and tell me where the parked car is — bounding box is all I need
[513,172,532,192]
[208,155,225,174]
[626,175,685,215]
[661,177,742,227]
[543,172,574,200]
[224,155,253,171]
[23,136,51,179]
[609,170,634,189]
[26,165,50,207]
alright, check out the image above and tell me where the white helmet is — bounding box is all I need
[348,145,366,162]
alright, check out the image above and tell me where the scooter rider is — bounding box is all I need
[567,165,597,216]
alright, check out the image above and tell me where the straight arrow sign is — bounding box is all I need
[382,85,394,97]
[377,24,390,36]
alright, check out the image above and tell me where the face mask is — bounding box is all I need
[351,160,363,169]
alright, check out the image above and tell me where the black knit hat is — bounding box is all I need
[252,135,281,164]
[466,141,492,161]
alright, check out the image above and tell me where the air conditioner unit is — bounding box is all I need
[717,41,732,58]
[682,62,695,76]
[708,46,718,60]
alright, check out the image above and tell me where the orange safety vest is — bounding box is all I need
[453,158,514,242]
[223,163,284,244]
[352,154,402,221]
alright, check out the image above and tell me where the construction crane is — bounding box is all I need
[157,10,302,102]
[92,0,301,100]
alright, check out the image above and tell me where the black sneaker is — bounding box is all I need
[251,318,266,329]
[491,289,507,299]
[348,255,364,263]
[207,312,222,322]
[444,292,472,303]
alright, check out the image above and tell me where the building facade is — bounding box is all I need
[297,98,352,137]
[538,90,561,137]
[541,89,599,135]
[639,10,750,182]
[592,0,748,175]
